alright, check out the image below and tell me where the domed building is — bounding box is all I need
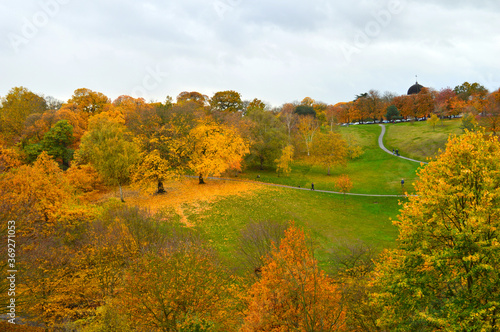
[407,80,424,95]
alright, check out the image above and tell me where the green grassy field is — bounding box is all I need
[182,185,402,272]
[383,119,463,161]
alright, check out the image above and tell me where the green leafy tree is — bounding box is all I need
[246,108,287,170]
[25,120,74,168]
[373,130,500,331]
[461,112,478,132]
[385,105,400,120]
[294,105,316,117]
[76,113,139,202]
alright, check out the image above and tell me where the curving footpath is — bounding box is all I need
[378,124,428,164]
[200,176,403,198]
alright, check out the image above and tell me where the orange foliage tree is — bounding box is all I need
[67,88,110,114]
[335,174,353,201]
[242,223,346,331]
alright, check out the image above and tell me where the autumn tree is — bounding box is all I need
[301,96,315,107]
[355,90,385,122]
[67,88,110,114]
[373,130,500,331]
[132,149,178,194]
[176,91,209,108]
[0,86,47,143]
[112,95,160,136]
[343,133,364,160]
[246,98,267,115]
[0,151,71,237]
[335,174,352,201]
[210,90,244,113]
[479,89,500,135]
[454,81,488,102]
[311,131,348,175]
[242,223,346,331]
[187,122,249,184]
[434,87,456,118]
[297,116,320,156]
[427,113,439,131]
[75,112,140,202]
[275,145,294,177]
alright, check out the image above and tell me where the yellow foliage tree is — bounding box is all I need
[242,223,346,331]
[132,149,178,194]
[373,130,500,331]
[311,131,348,175]
[188,122,249,184]
[275,145,294,177]
[428,113,439,131]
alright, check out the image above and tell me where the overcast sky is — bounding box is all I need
[2,0,500,106]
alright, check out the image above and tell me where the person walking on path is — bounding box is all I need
[401,179,404,188]
[311,183,315,190]
[396,149,399,156]
[392,148,395,155]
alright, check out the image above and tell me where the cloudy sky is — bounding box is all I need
[1,0,500,106]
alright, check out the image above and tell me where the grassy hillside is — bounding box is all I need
[125,179,402,273]
[241,124,422,195]
[383,118,463,161]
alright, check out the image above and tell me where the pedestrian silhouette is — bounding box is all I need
[311,183,315,190]
[396,149,399,156]
[401,179,404,187]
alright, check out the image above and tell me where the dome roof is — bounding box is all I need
[407,81,423,95]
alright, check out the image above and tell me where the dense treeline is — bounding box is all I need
[0,83,499,330]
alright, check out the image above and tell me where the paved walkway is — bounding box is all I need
[378,124,428,164]
[199,176,404,198]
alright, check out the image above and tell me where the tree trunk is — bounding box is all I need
[119,184,125,202]
[327,166,331,176]
[157,180,166,194]
[199,174,205,184]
